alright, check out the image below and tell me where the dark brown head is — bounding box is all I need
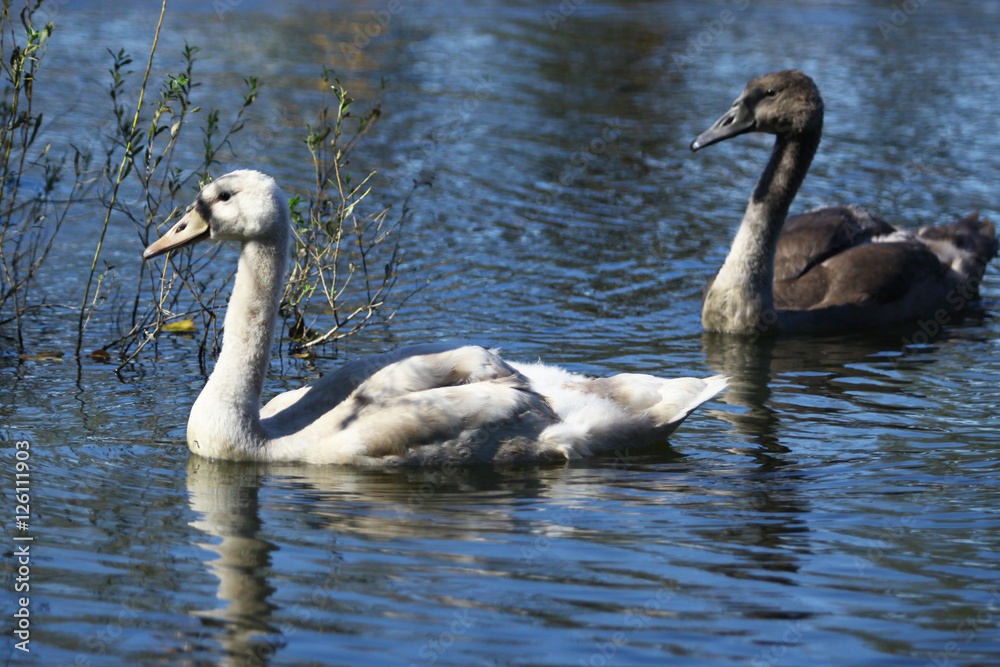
[690,70,824,151]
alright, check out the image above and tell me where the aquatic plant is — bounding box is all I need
[62,2,413,371]
[0,0,416,369]
[0,0,90,350]
[281,68,423,353]
[118,62,417,370]
[80,0,261,368]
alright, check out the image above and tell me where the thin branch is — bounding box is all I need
[75,0,167,356]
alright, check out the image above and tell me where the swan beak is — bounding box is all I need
[690,100,756,151]
[142,207,211,260]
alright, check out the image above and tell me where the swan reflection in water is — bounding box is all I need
[186,438,816,664]
[187,458,284,666]
[699,316,986,461]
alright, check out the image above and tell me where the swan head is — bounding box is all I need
[143,170,287,260]
[690,70,823,151]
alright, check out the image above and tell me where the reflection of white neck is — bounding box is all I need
[188,234,288,460]
[702,130,820,334]
[188,460,277,665]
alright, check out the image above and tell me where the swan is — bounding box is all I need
[143,170,726,465]
[690,69,998,335]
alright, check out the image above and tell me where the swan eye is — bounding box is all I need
[765,88,778,97]
[218,191,231,202]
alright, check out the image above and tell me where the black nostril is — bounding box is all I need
[177,223,186,232]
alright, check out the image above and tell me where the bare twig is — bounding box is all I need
[75,0,167,356]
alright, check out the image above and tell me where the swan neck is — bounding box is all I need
[193,234,288,454]
[741,130,821,281]
[704,127,820,333]
[751,129,821,229]
[219,238,286,403]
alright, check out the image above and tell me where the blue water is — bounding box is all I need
[3,1,1000,665]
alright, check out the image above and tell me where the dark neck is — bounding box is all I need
[702,126,821,334]
[749,129,822,245]
[735,127,822,285]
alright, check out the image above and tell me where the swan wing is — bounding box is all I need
[775,205,896,281]
[260,343,503,420]
[776,211,997,314]
[776,240,948,315]
[269,375,558,465]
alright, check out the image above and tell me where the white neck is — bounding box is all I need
[702,131,820,334]
[188,234,288,459]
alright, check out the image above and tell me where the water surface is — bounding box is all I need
[3,1,1000,665]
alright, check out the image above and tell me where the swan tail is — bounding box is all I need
[916,212,999,286]
[552,372,728,434]
[646,374,729,435]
